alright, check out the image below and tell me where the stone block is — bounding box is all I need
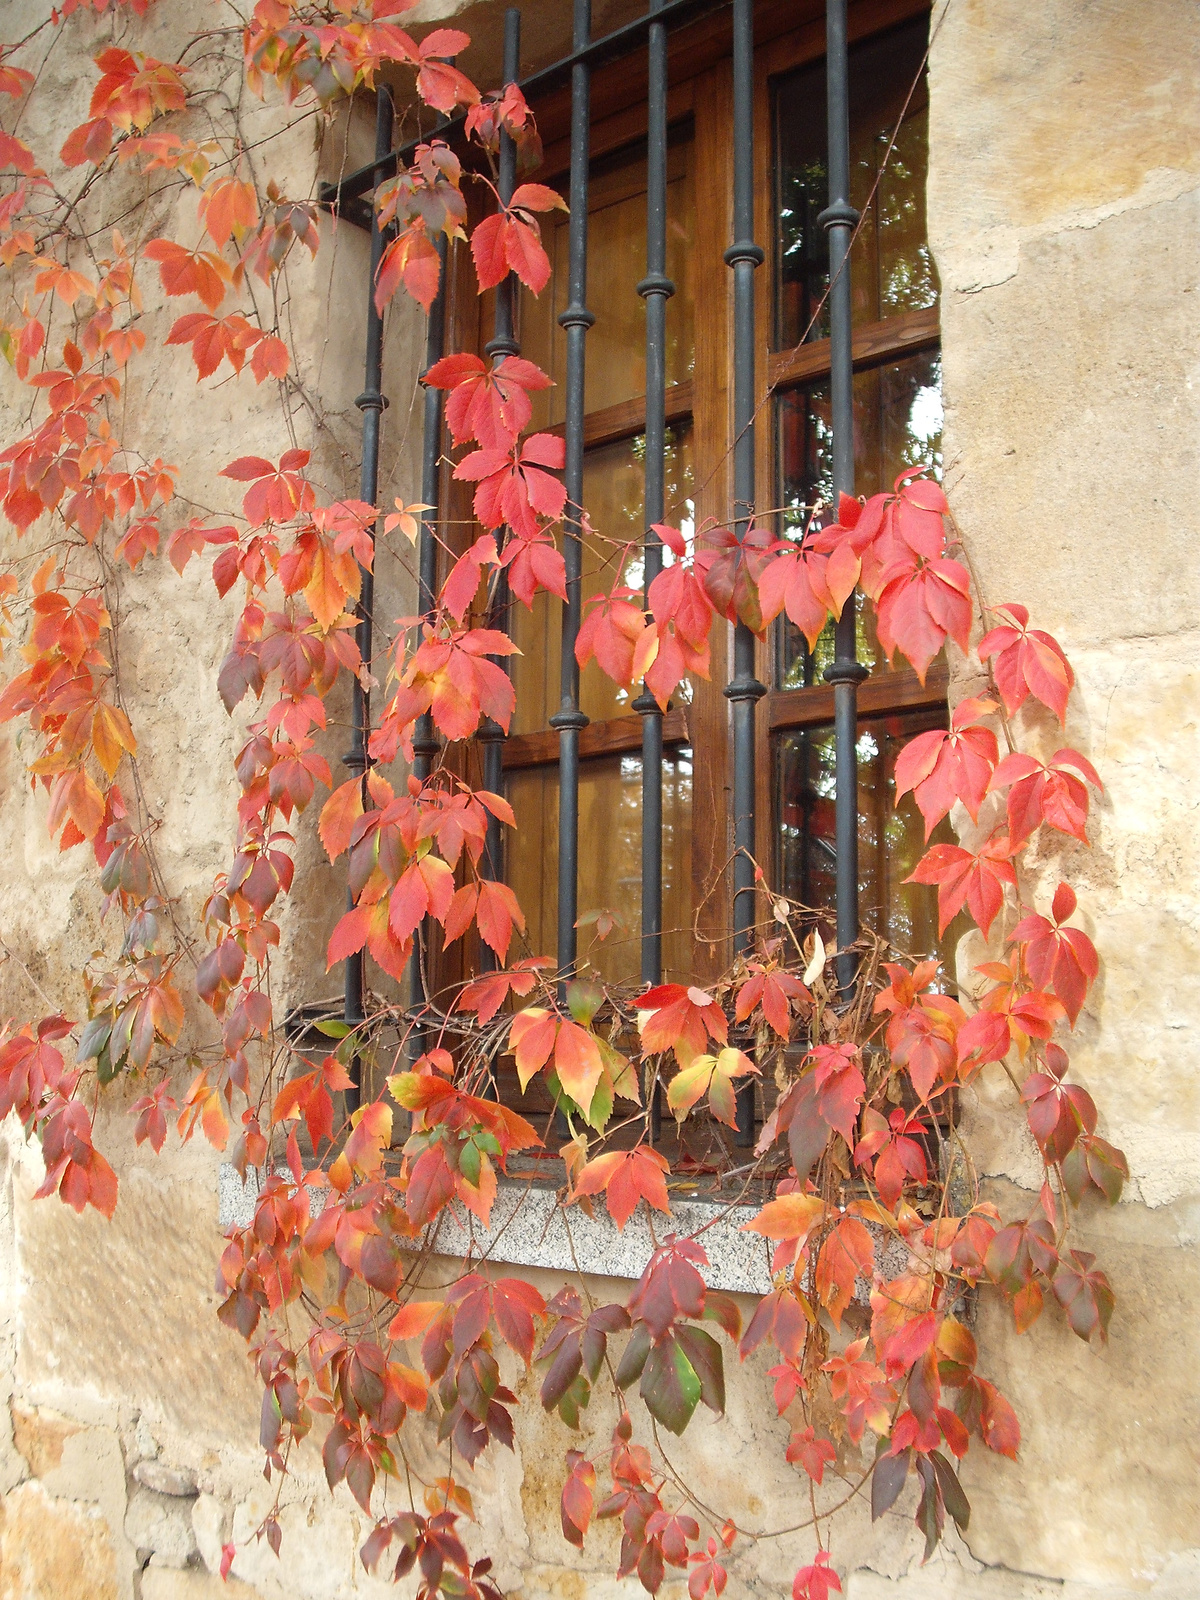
[141,1570,262,1600]
[134,1460,199,1498]
[0,1480,121,1600]
[125,1486,199,1569]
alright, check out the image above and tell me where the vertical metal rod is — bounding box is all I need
[723,0,765,1147]
[549,0,594,994]
[478,8,523,989]
[344,84,395,1112]
[635,0,673,1141]
[818,0,866,1000]
[404,235,448,1065]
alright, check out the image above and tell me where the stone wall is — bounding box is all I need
[924,0,1200,1591]
[0,1,1197,1598]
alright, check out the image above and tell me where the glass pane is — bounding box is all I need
[519,138,695,426]
[509,425,694,733]
[776,348,943,686]
[506,749,693,987]
[775,15,937,348]
[775,712,966,966]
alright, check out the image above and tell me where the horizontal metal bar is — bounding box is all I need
[317,0,730,220]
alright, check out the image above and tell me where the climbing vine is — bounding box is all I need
[0,3,1127,1596]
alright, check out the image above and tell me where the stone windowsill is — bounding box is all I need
[218,1164,776,1294]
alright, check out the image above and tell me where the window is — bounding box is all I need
[765,12,959,962]
[435,3,952,1129]
[506,140,697,987]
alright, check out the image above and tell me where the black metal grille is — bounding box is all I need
[330,0,867,1138]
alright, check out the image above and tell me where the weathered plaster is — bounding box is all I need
[0,0,1196,1596]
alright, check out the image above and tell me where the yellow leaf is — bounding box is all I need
[91,701,136,778]
[304,540,357,632]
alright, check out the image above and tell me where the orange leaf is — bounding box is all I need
[388,1301,443,1342]
[319,778,363,860]
[343,1100,392,1178]
[744,1192,825,1243]
[199,176,259,247]
[572,1145,669,1230]
[553,1021,603,1110]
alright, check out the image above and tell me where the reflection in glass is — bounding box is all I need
[509,426,694,733]
[776,349,942,686]
[507,750,693,986]
[774,15,937,348]
[520,139,694,425]
[776,713,964,965]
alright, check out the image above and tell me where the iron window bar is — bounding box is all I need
[724,0,766,1146]
[316,0,729,228]
[818,0,867,1000]
[633,0,672,1139]
[476,8,523,990]
[404,240,449,1068]
[339,0,868,1150]
[342,83,396,1111]
[547,0,594,1011]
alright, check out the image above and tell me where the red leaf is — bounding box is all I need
[143,239,231,312]
[906,834,1016,938]
[989,748,1102,849]
[1010,885,1099,1026]
[793,1550,841,1600]
[814,1215,874,1327]
[978,603,1074,724]
[637,984,727,1064]
[893,697,998,838]
[476,879,524,962]
[786,1425,837,1485]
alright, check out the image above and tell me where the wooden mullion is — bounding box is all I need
[768,663,949,732]
[503,708,691,771]
[539,381,693,453]
[766,305,940,394]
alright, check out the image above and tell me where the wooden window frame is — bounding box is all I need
[444,0,941,982]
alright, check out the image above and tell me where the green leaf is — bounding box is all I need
[615,1323,650,1392]
[1060,1144,1088,1207]
[602,1039,640,1104]
[77,1014,112,1063]
[539,1343,582,1412]
[544,1069,584,1122]
[566,979,604,1027]
[914,1456,944,1561]
[675,1324,725,1416]
[641,1333,702,1436]
[96,1038,121,1086]
[557,1372,591,1430]
[931,1450,970,1532]
[871,1442,910,1522]
[584,1064,614,1133]
[315,1018,352,1038]
[459,1139,481,1187]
